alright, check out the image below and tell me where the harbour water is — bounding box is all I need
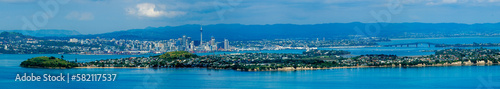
[378,37,500,45]
[332,37,500,56]
[204,37,500,57]
[2,37,500,89]
[2,64,500,89]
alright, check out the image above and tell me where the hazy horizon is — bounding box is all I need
[1,0,500,34]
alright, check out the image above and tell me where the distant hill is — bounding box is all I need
[0,32,36,41]
[0,32,28,37]
[0,29,81,37]
[20,56,77,68]
[64,23,500,40]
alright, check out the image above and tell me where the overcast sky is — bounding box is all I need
[0,0,500,34]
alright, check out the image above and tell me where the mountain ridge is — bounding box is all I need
[0,29,81,37]
[44,22,500,40]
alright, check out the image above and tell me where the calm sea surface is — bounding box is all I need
[328,37,500,56]
[2,37,500,89]
[378,37,500,45]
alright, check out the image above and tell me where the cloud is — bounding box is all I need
[401,0,500,5]
[442,0,458,3]
[126,3,186,18]
[425,0,458,5]
[0,0,35,3]
[65,11,94,21]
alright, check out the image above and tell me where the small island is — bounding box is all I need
[20,56,77,68]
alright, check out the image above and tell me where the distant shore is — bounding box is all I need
[73,63,499,71]
[74,67,151,68]
[389,36,499,40]
[241,63,499,71]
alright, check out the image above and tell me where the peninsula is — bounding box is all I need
[22,48,500,71]
[74,48,500,71]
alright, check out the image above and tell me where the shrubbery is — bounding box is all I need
[20,56,77,68]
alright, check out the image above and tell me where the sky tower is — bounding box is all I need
[200,25,203,46]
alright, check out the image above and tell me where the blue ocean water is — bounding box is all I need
[204,37,500,57]
[378,37,500,45]
[2,61,500,89]
[321,37,500,56]
[2,37,500,89]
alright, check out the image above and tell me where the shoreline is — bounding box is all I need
[388,36,499,40]
[72,63,499,71]
[237,63,500,71]
[74,67,152,68]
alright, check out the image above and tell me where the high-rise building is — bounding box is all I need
[140,45,143,50]
[210,36,215,46]
[190,41,194,52]
[224,39,229,51]
[182,35,186,44]
[148,44,152,51]
[210,36,216,51]
[170,42,175,51]
[177,38,182,51]
[186,37,191,51]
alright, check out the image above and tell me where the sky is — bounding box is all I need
[0,0,500,34]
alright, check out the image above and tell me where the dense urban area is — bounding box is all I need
[0,31,389,54]
[3,28,500,55]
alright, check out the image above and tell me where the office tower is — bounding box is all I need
[224,39,229,51]
[148,44,152,51]
[211,36,215,46]
[186,37,191,51]
[210,36,215,51]
[170,42,175,51]
[190,41,194,52]
[182,35,186,45]
[177,38,182,51]
[132,44,135,50]
[140,45,143,50]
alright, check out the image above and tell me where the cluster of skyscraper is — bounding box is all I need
[64,25,232,54]
[172,26,231,52]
